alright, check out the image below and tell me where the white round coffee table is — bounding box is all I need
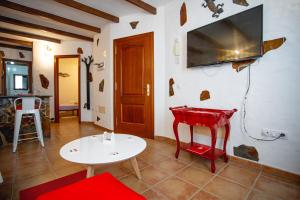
[60,134,146,178]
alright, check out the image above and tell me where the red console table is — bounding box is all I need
[169,106,237,173]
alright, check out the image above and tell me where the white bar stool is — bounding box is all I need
[13,97,45,152]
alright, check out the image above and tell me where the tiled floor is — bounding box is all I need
[0,117,300,200]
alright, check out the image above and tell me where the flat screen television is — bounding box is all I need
[187,5,263,68]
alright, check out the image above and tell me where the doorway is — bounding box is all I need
[114,32,154,139]
[1,59,32,96]
[54,55,80,123]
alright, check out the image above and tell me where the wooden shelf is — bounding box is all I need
[182,142,225,160]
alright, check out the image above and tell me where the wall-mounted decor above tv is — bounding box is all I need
[187,5,263,68]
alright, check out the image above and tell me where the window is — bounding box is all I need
[13,74,28,90]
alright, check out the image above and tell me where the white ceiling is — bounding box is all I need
[0,0,175,44]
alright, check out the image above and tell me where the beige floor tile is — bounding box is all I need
[0,182,13,200]
[138,150,168,164]
[54,165,85,178]
[247,189,282,200]
[119,158,149,172]
[153,176,198,200]
[192,191,220,200]
[155,158,188,175]
[204,177,249,200]
[254,175,300,200]
[94,164,131,179]
[15,163,51,182]
[142,189,169,200]
[176,166,214,187]
[192,157,227,173]
[140,166,169,185]
[219,164,259,187]
[119,174,149,194]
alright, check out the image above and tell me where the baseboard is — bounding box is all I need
[154,135,300,185]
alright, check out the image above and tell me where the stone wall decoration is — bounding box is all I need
[97,38,99,46]
[81,55,94,110]
[234,145,259,161]
[95,62,104,71]
[169,78,175,97]
[200,90,210,101]
[130,21,139,29]
[180,2,187,26]
[232,59,256,72]
[99,79,104,92]
[263,37,286,55]
[58,72,70,77]
[19,52,24,58]
[77,48,83,54]
[233,0,249,6]
[0,50,5,57]
[39,74,49,89]
[202,0,224,18]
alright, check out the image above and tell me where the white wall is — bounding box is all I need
[92,7,166,133]
[91,0,300,174]
[163,0,300,174]
[33,40,93,121]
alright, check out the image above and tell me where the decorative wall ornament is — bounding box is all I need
[180,2,187,26]
[130,21,139,29]
[58,72,70,77]
[233,0,249,6]
[77,48,83,54]
[0,50,5,57]
[81,55,94,110]
[169,78,175,97]
[39,74,49,89]
[95,62,104,71]
[97,38,99,46]
[234,145,259,161]
[232,37,287,72]
[202,0,224,18]
[19,52,24,58]
[99,79,104,92]
[232,59,256,72]
[263,37,286,55]
[200,90,210,101]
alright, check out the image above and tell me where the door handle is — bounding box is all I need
[146,84,150,96]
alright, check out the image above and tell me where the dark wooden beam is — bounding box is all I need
[0,16,93,42]
[0,36,32,47]
[0,42,32,51]
[54,0,119,23]
[0,0,101,33]
[0,28,61,43]
[125,0,157,14]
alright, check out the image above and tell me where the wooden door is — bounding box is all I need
[114,32,154,139]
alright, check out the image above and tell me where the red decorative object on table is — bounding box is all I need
[169,106,237,173]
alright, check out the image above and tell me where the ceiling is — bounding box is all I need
[0,0,175,46]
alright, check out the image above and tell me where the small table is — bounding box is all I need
[60,134,146,178]
[169,106,237,173]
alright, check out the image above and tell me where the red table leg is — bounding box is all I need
[173,120,180,158]
[223,123,231,162]
[209,126,217,173]
[190,125,194,145]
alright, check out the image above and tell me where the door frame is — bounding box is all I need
[113,32,154,138]
[1,58,33,95]
[54,54,81,123]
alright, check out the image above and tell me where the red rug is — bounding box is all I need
[20,170,87,200]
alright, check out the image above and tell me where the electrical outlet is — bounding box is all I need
[261,128,287,139]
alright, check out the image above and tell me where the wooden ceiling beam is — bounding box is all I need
[54,0,119,23]
[125,0,157,15]
[0,42,32,51]
[0,36,32,47]
[0,28,61,43]
[0,0,101,33]
[0,16,93,42]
